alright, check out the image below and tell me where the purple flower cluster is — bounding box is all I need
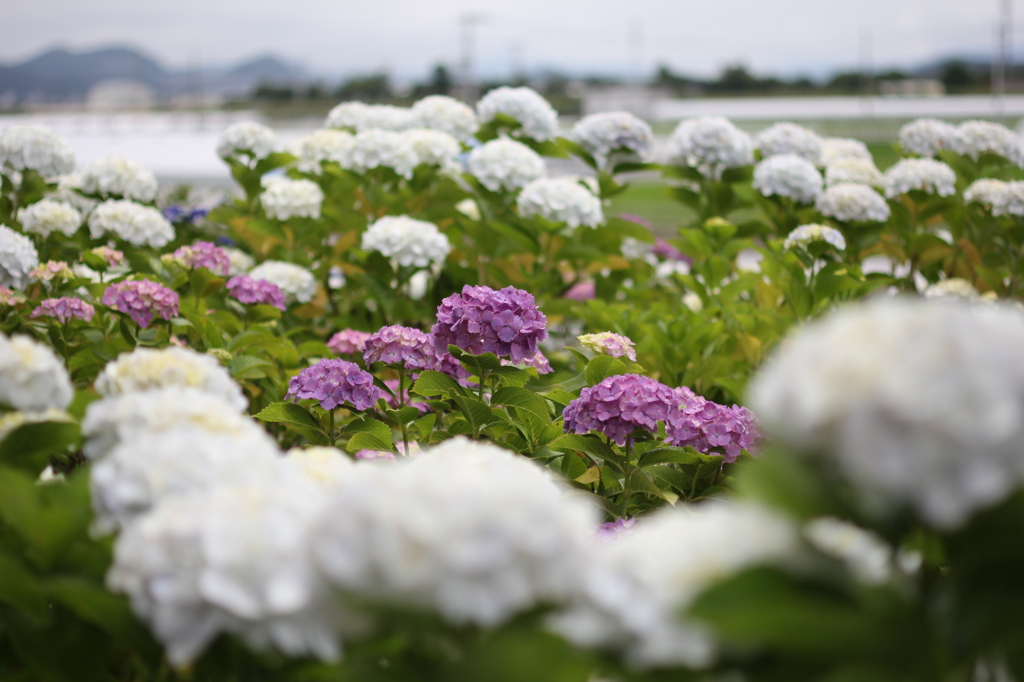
[503,350,553,374]
[619,213,653,229]
[89,246,125,266]
[579,332,637,362]
[101,280,179,328]
[665,386,761,462]
[31,261,73,282]
[432,285,548,363]
[285,358,380,411]
[563,374,676,445]
[594,518,637,542]
[226,274,286,310]
[173,241,230,276]
[653,237,689,262]
[30,297,95,324]
[327,329,372,355]
[363,325,437,372]
[564,281,595,301]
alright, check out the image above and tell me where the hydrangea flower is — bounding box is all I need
[953,120,1023,164]
[286,359,379,411]
[665,386,760,462]
[249,260,317,304]
[226,274,286,310]
[824,158,884,187]
[898,118,958,157]
[0,287,26,306]
[570,112,653,168]
[432,285,548,362]
[816,183,890,223]
[88,200,175,248]
[664,116,754,179]
[89,246,126,267]
[564,281,595,301]
[752,154,823,203]
[172,241,230,275]
[30,260,73,282]
[363,325,438,373]
[327,329,372,355]
[784,224,846,251]
[216,121,280,159]
[30,297,95,324]
[291,129,354,173]
[563,374,676,445]
[467,137,547,192]
[361,215,451,268]
[754,122,823,164]
[964,178,1009,208]
[993,181,1024,217]
[347,129,419,178]
[883,158,957,198]
[922,278,980,300]
[325,102,415,132]
[578,332,637,362]
[222,247,255,275]
[594,518,637,542]
[502,350,553,374]
[284,446,356,490]
[411,95,479,141]
[476,86,560,141]
[405,129,462,171]
[653,238,688,262]
[820,137,873,166]
[17,199,82,238]
[517,177,604,228]
[101,280,179,328]
[0,333,73,410]
[260,177,323,220]
[0,225,39,289]
[0,125,75,178]
[79,156,158,202]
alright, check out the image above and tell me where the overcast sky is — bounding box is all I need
[0,0,1006,81]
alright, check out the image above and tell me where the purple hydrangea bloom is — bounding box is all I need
[502,350,553,374]
[285,358,380,411]
[327,329,372,355]
[653,237,689,263]
[30,297,95,324]
[101,280,179,328]
[665,386,761,463]
[564,281,596,301]
[579,332,637,362]
[89,246,125,267]
[594,518,637,542]
[563,374,676,445]
[432,285,548,362]
[173,241,231,276]
[226,274,286,310]
[364,325,437,373]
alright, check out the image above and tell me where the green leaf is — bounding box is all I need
[491,387,551,421]
[0,421,80,473]
[542,389,579,408]
[448,346,503,378]
[254,402,325,442]
[0,467,91,569]
[489,365,532,388]
[0,549,47,619]
[48,577,158,654]
[585,355,628,385]
[410,370,462,397]
[548,434,624,472]
[412,413,436,440]
[638,446,705,467]
[345,429,394,454]
[227,355,273,379]
[451,395,496,434]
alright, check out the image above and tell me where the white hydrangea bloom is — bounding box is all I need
[50,173,99,215]
[467,137,546,192]
[752,154,823,203]
[898,118,958,157]
[411,95,479,141]
[82,388,262,460]
[654,259,692,281]
[683,291,704,312]
[361,215,451,268]
[923,278,980,300]
[620,236,654,261]
[249,260,318,303]
[405,128,462,172]
[824,158,884,188]
[107,476,362,666]
[216,121,280,160]
[347,129,419,179]
[953,120,1024,164]
[477,86,559,141]
[549,502,800,669]
[0,125,75,178]
[820,137,873,166]
[665,116,754,180]
[803,517,892,585]
[291,129,355,173]
[0,333,73,411]
[88,200,174,248]
[0,225,39,289]
[259,177,323,221]
[222,247,255,276]
[754,122,823,165]
[882,158,956,198]
[0,408,72,445]
[736,248,765,273]
[313,438,597,627]
[993,181,1024,217]
[17,199,82,238]
[78,157,158,202]
[748,297,1024,528]
[455,198,481,220]
[285,447,354,490]
[964,178,1009,208]
[95,347,247,410]
[816,183,890,223]
[783,223,846,250]
[517,177,603,228]
[325,102,415,132]
[570,112,653,169]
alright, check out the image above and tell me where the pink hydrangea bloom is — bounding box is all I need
[563,374,676,445]
[89,247,125,267]
[564,281,595,301]
[30,297,95,324]
[432,284,548,362]
[579,332,637,362]
[666,386,761,463]
[327,329,372,355]
[0,287,26,306]
[173,241,231,275]
[285,358,379,411]
[101,280,179,328]
[31,261,74,282]
[226,274,286,310]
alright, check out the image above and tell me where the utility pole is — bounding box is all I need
[859,28,874,140]
[458,13,485,104]
[994,0,1011,116]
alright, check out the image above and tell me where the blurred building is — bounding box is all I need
[86,79,155,111]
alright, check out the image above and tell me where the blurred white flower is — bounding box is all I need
[476,86,559,141]
[992,181,1024,217]
[88,200,174,248]
[249,260,318,303]
[95,346,248,410]
[411,95,479,141]
[260,177,323,221]
[752,154,823,203]
[407,269,430,300]
[0,333,72,411]
[79,156,158,202]
[820,137,873,166]
[964,178,1009,208]
[405,128,462,171]
[882,159,956,198]
[923,278,980,300]
[455,198,481,220]
[570,112,653,169]
[0,125,75,178]
[824,158,884,188]
[361,215,451,268]
[748,297,1024,528]
[222,247,255,276]
[620,236,654,261]
[735,248,764,273]
[347,129,419,179]
[784,223,846,251]
[953,120,1024,164]
[549,502,799,669]
[327,265,346,290]
[291,129,354,173]
[216,121,280,160]
[284,446,354,490]
[665,116,754,180]
[683,291,704,312]
[898,118,958,157]
[0,408,72,446]
[467,137,546,192]
[0,225,39,289]
[325,102,415,132]
[17,199,82,238]
[517,177,603,228]
[816,183,890,223]
[50,173,99,215]
[755,122,823,164]
[803,517,892,585]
